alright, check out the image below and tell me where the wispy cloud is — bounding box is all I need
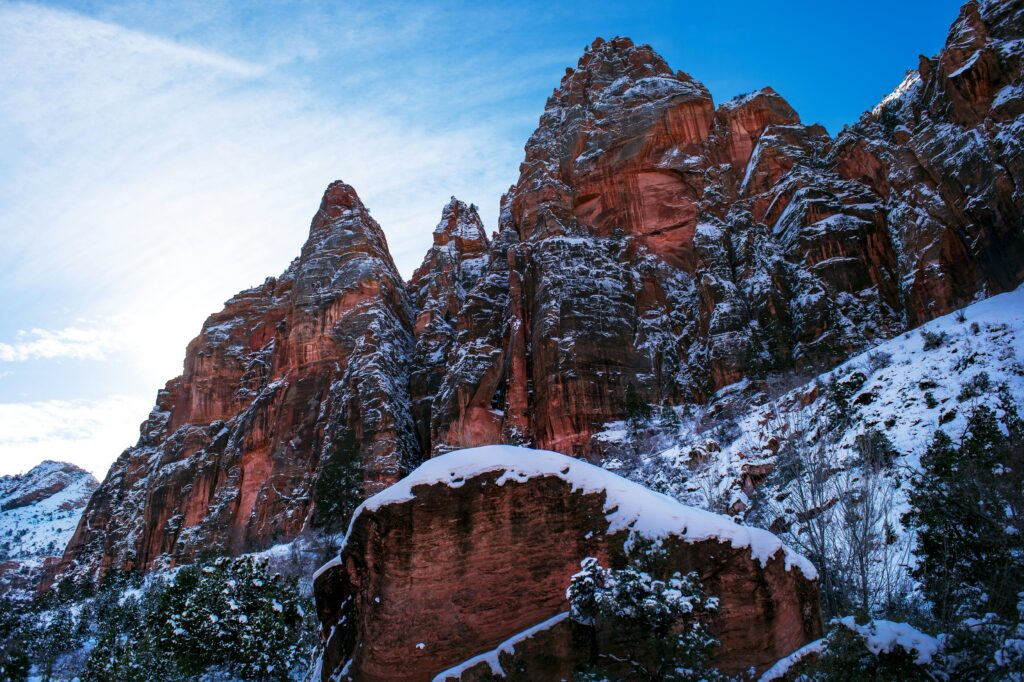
[0,2,558,476]
[0,325,120,363]
[0,395,150,477]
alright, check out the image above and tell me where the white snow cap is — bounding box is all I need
[314,445,816,581]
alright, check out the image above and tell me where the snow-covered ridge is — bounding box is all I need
[0,460,97,565]
[315,445,816,581]
[871,70,921,115]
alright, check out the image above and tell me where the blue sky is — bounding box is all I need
[0,0,962,477]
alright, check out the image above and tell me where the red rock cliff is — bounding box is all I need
[55,182,416,581]
[54,0,1024,583]
[417,1,1024,458]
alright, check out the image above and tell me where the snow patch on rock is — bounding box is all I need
[431,612,570,681]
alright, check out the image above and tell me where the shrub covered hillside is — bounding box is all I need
[0,546,332,681]
[596,285,1024,679]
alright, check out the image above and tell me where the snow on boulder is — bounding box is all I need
[313,446,822,681]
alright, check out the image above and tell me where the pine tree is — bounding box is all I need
[659,404,681,430]
[0,603,29,682]
[903,388,1024,624]
[314,428,363,532]
[807,619,935,681]
[31,608,80,681]
[625,384,652,444]
[83,556,309,681]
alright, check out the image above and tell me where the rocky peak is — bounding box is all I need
[511,36,714,245]
[53,181,417,583]
[0,461,97,598]
[430,197,488,248]
[311,180,362,226]
[408,198,494,454]
[0,461,96,513]
[293,180,406,311]
[553,36,698,107]
[711,87,802,171]
[409,197,490,319]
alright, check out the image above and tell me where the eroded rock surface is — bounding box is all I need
[313,446,822,681]
[417,2,1024,457]
[52,0,1024,592]
[55,182,416,582]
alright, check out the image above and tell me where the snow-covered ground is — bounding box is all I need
[597,283,1024,611]
[701,283,1021,501]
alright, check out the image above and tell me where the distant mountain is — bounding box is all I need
[0,461,97,599]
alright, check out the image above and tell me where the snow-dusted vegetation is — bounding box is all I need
[596,285,1024,679]
[0,539,335,681]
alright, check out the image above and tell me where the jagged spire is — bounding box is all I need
[432,196,488,248]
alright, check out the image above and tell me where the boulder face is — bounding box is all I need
[0,461,97,598]
[55,182,417,581]
[416,1,1024,458]
[313,446,823,681]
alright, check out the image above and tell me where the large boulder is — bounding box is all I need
[313,446,822,681]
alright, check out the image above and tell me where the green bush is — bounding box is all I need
[903,387,1024,624]
[921,329,949,351]
[567,542,723,681]
[82,556,309,682]
[804,618,937,681]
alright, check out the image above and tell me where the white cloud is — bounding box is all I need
[0,325,120,363]
[0,2,523,300]
[0,395,150,477]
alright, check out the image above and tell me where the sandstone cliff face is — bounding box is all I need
[417,1,1024,458]
[407,199,491,454]
[313,447,822,681]
[56,182,417,580]
[835,0,1024,323]
[55,0,1024,586]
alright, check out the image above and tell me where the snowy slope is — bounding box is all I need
[704,283,1024,509]
[0,460,97,596]
[605,283,1024,498]
[596,284,1024,609]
